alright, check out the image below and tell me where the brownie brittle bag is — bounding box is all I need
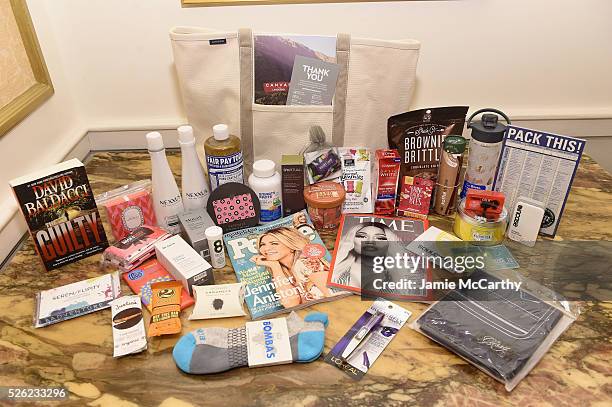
[388,106,469,184]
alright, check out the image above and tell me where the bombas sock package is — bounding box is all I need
[246,317,293,367]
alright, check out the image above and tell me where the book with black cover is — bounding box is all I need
[10,159,108,271]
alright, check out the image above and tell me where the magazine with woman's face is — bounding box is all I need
[224,210,349,320]
[328,214,429,300]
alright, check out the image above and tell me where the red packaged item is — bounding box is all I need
[122,259,194,312]
[95,180,157,241]
[397,176,434,219]
[374,149,401,214]
[464,190,506,220]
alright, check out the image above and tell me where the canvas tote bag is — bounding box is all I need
[170,27,420,167]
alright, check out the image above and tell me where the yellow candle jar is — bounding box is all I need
[453,200,508,245]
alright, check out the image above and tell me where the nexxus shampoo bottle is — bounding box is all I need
[146,131,184,234]
[178,125,210,210]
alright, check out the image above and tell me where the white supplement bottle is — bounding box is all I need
[205,226,226,269]
[178,125,210,210]
[248,159,282,223]
[146,131,184,234]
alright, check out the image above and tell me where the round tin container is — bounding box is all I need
[453,199,508,245]
[303,182,346,230]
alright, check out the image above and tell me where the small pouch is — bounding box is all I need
[95,180,156,241]
[189,283,247,320]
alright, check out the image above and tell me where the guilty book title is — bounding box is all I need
[11,163,108,271]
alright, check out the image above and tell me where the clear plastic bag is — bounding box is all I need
[410,268,580,391]
[301,125,342,184]
[95,180,156,241]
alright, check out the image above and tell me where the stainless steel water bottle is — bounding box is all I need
[461,108,511,198]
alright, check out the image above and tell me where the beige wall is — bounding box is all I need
[0,0,85,231]
[1,0,611,259]
[40,0,612,127]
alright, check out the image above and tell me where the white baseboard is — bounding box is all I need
[89,128,181,151]
[0,214,27,269]
[2,114,611,267]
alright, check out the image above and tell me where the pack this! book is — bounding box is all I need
[10,159,109,271]
[224,210,348,319]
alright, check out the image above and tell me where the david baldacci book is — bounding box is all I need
[224,210,348,320]
[10,159,109,271]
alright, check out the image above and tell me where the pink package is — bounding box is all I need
[101,225,170,272]
[95,180,157,241]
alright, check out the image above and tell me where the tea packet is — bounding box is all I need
[337,147,372,213]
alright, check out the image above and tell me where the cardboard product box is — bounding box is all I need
[281,155,306,216]
[179,210,215,262]
[373,149,401,215]
[154,235,214,296]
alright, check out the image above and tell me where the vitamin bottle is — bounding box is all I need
[248,159,282,223]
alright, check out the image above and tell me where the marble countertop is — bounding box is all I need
[0,151,610,407]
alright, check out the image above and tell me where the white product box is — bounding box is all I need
[245,317,292,368]
[154,235,214,296]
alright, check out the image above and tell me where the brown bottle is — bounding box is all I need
[204,124,244,191]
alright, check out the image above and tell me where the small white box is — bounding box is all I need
[154,235,214,296]
[246,317,292,368]
[507,197,545,247]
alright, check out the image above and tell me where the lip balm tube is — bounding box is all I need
[205,226,226,269]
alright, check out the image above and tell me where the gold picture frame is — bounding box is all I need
[0,0,54,137]
[182,0,384,6]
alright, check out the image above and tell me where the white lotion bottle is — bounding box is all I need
[248,159,282,224]
[146,131,184,234]
[178,125,210,211]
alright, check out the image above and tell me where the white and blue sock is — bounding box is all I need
[173,311,328,374]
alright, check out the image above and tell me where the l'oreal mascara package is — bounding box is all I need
[324,298,410,379]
